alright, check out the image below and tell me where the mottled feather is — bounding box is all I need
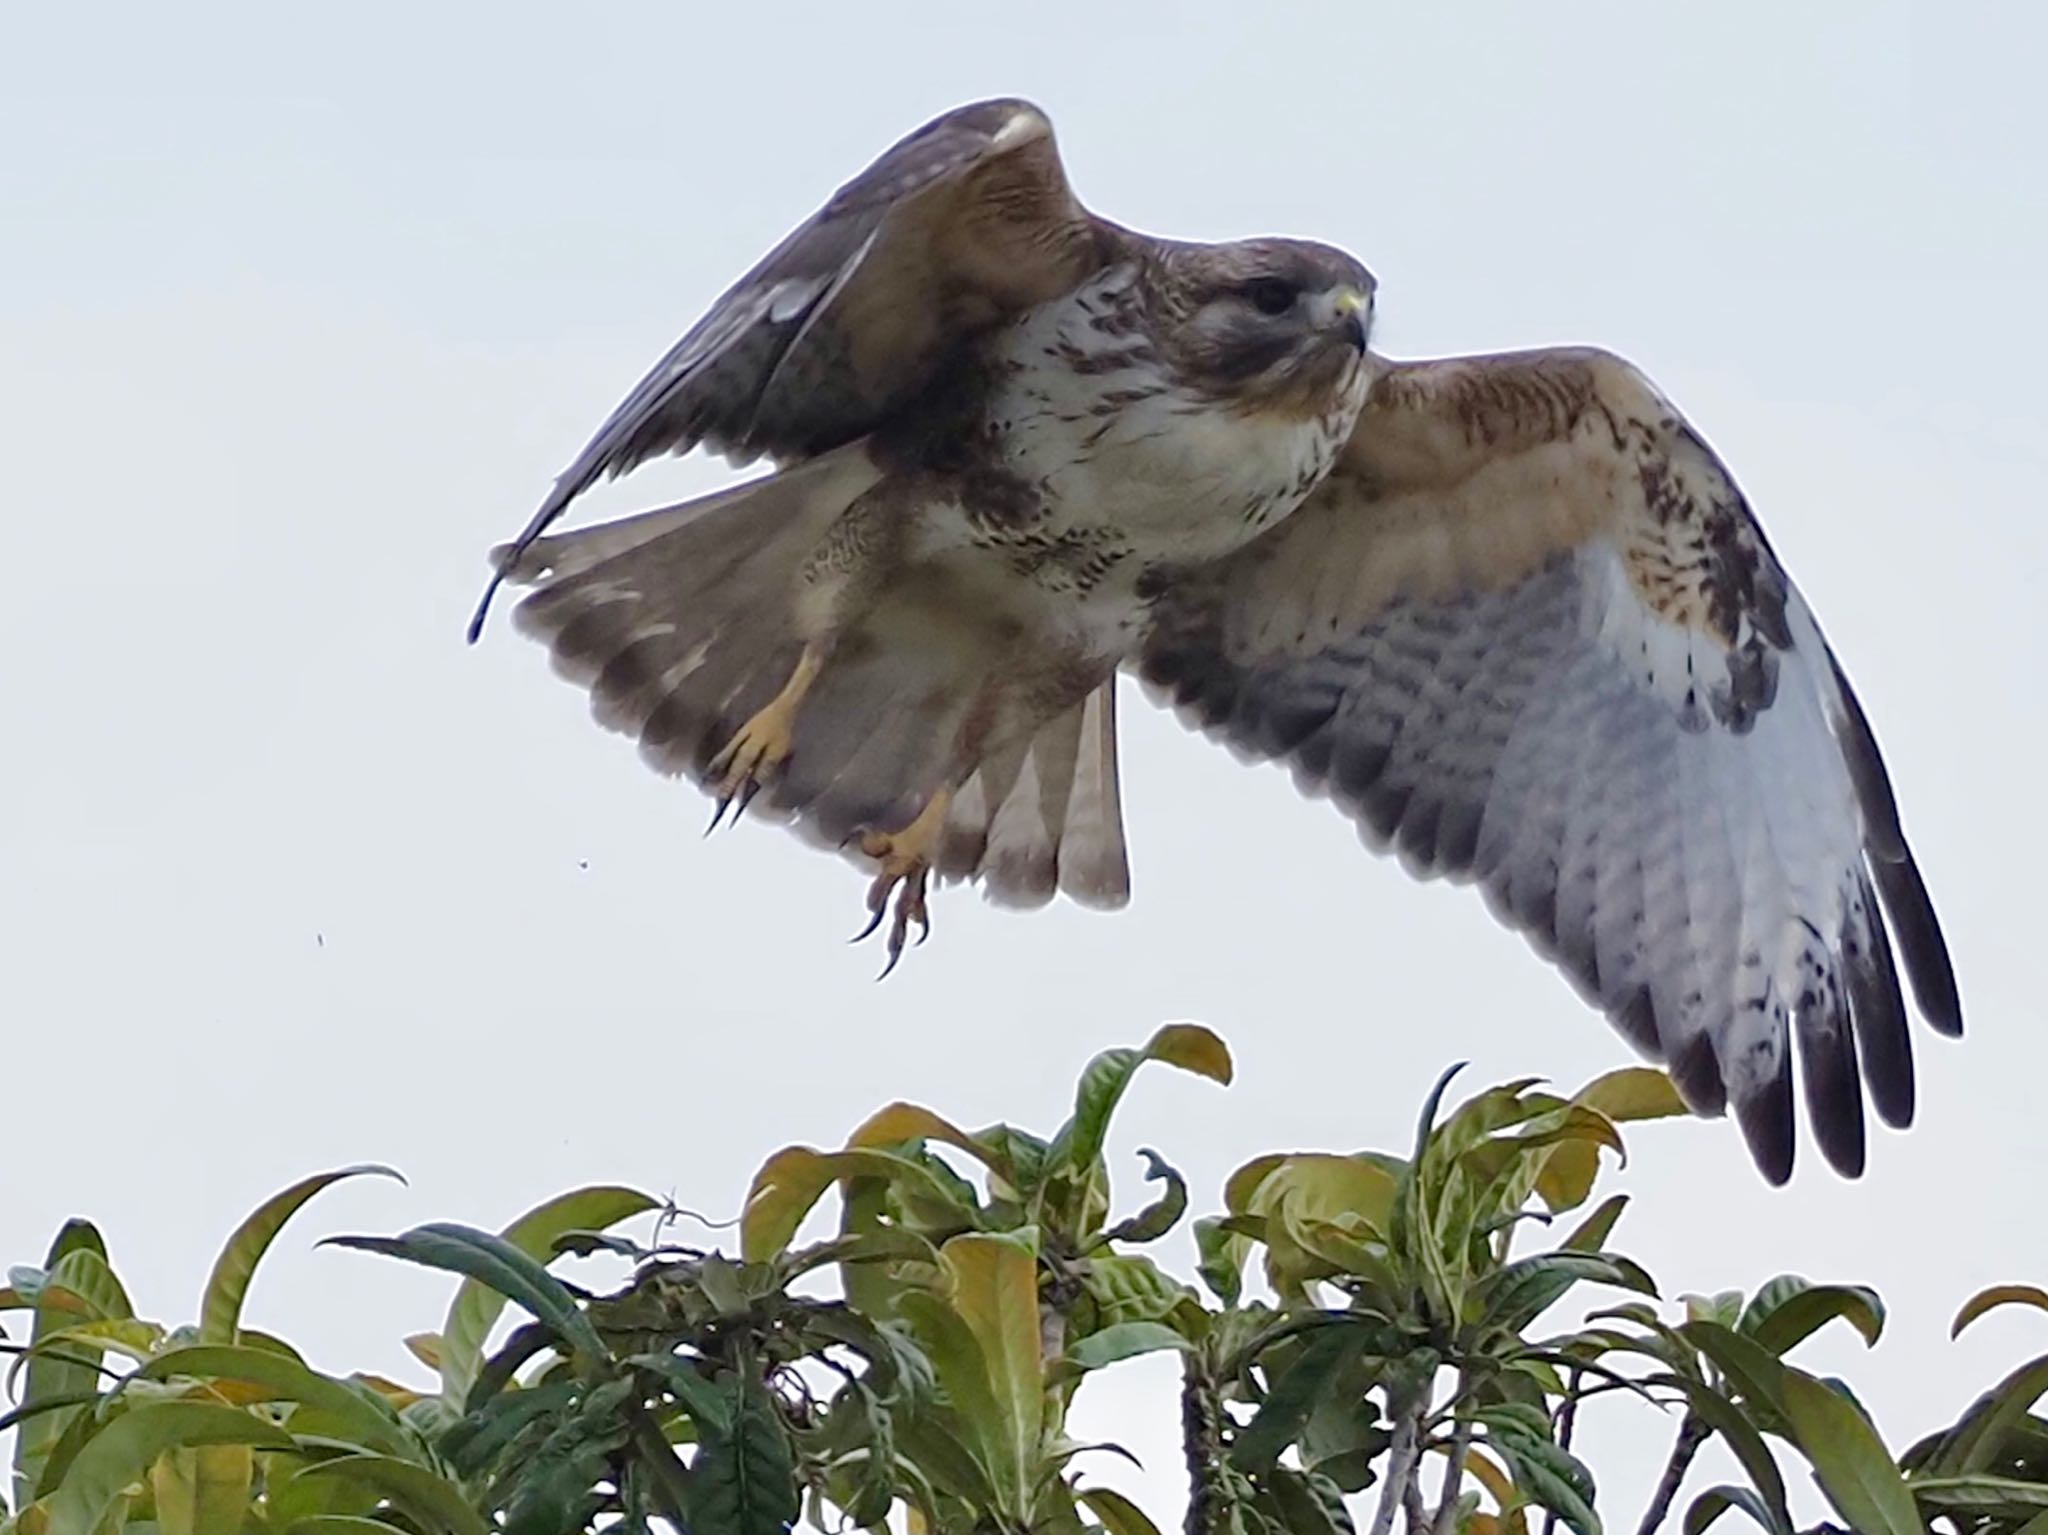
[1140,348,1959,1182]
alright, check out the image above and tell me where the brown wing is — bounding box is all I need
[471,97,1119,639]
[1139,348,1960,1183]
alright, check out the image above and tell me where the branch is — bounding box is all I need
[1370,1394,1427,1535]
[1429,1412,1474,1535]
[1182,1352,1230,1535]
[1403,1456,1429,1535]
[1635,1413,1710,1535]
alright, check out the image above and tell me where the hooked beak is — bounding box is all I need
[1332,285,1373,353]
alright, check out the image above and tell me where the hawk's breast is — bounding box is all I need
[981,267,1360,570]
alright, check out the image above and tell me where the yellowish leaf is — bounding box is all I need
[1143,1023,1234,1085]
[1952,1285,2048,1339]
[1573,1067,1687,1123]
[151,1444,252,1535]
[938,1231,1044,1494]
[847,1103,982,1154]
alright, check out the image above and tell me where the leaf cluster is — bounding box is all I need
[6,1035,2046,1535]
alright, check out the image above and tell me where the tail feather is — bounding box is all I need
[502,446,1132,910]
[940,681,1131,909]
[507,447,879,793]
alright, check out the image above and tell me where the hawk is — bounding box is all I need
[473,99,1960,1182]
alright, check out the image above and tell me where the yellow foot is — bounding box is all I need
[852,788,954,977]
[706,647,824,830]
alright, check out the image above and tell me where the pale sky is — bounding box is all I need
[5,1,2044,1525]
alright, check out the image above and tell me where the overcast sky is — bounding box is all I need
[5,0,2043,1525]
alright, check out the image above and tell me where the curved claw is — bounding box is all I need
[733,777,764,822]
[846,787,951,976]
[857,863,931,978]
[851,887,890,944]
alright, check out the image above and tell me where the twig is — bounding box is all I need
[1369,1399,1424,1535]
[1429,1413,1474,1535]
[1635,1413,1710,1535]
[1543,1365,1583,1535]
[1403,1454,1430,1535]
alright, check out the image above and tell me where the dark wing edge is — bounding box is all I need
[1137,347,1960,1183]
[470,96,1116,641]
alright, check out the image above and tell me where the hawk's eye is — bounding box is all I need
[1241,278,1299,317]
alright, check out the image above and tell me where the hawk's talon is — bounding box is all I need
[849,788,952,976]
[869,866,931,979]
[850,883,891,944]
[733,777,764,822]
[704,647,824,828]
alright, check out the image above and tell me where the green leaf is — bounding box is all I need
[741,1146,979,1262]
[1533,1070,1683,1213]
[438,1380,579,1479]
[1681,1322,1790,1430]
[1081,1255,1199,1329]
[1103,1149,1188,1245]
[683,1368,800,1535]
[282,1519,414,1535]
[1079,1486,1165,1535]
[24,1319,163,1366]
[848,1103,1014,1181]
[1953,1286,2048,1339]
[1193,1218,1249,1308]
[1682,1485,1780,1535]
[1262,1465,1356,1535]
[1481,1253,1656,1333]
[1933,1351,2048,1475]
[0,1395,104,1439]
[1050,1025,1232,1183]
[1559,1195,1628,1254]
[435,1185,655,1406]
[896,1294,1016,1514]
[198,1166,402,1345]
[1060,1322,1190,1374]
[1739,1278,1885,1354]
[1228,1154,1399,1299]
[937,1232,1042,1508]
[291,1454,490,1535]
[12,1222,121,1513]
[631,1354,735,1437]
[1655,1385,1793,1535]
[42,1403,293,1535]
[134,1345,417,1459]
[1781,1369,1918,1535]
[150,1443,252,1535]
[1909,1474,2048,1516]
[1231,1324,1372,1474]
[323,1224,604,1366]
[1488,1424,1599,1535]
[1685,1291,1747,1330]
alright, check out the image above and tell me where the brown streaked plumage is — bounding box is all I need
[478,101,1958,1185]
[1142,347,1958,1182]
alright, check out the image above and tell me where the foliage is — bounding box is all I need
[4,1028,2044,1535]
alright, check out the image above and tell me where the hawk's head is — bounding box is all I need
[1153,238,1377,418]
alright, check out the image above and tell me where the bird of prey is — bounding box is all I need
[473,98,1959,1182]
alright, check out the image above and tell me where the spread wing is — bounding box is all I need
[471,97,1118,639]
[1139,347,1961,1182]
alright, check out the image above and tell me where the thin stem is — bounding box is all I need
[1181,1353,1229,1535]
[1635,1413,1710,1535]
[1543,1366,1584,1535]
[1369,1399,1424,1535]
[1402,1453,1430,1535]
[1429,1413,1474,1535]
